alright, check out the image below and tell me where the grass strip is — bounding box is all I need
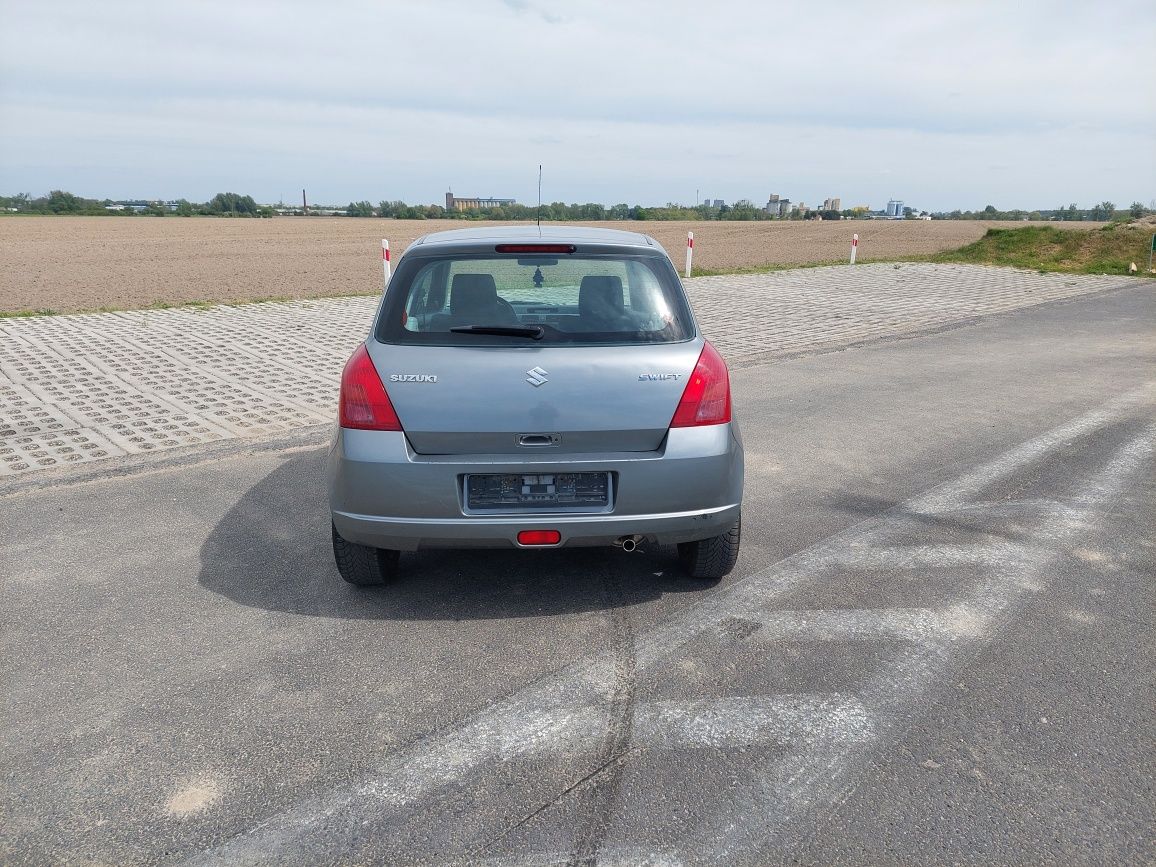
[930,223,1156,277]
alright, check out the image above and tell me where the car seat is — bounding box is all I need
[449,274,518,325]
[578,276,633,331]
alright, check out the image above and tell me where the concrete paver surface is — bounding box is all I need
[1,278,1153,864]
[0,264,1129,481]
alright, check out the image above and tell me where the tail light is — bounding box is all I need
[670,341,732,427]
[338,344,403,431]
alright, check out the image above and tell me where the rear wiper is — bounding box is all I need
[449,324,544,340]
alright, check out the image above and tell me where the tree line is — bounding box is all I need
[4,190,1151,222]
[935,202,1150,221]
[352,199,1152,222]
[368,199,850,221]
[0,191,273,217]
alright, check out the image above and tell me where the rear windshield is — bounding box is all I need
[375,253,694,346]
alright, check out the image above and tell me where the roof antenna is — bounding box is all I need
[537,164,542,234]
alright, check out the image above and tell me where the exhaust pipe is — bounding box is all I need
[614,535,643,553]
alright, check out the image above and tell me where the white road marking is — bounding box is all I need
[464,847,685,867]
[908,387,1151,515]
[742,605,985,645]
[806,542,1031,570]
[189,385,1154,864]
[633,696,872,750]
[328,692,873,811]
[405,695,874,762]
[691,423,1155,864]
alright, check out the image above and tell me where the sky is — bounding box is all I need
[1,0,1153,211]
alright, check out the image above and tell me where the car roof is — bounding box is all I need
[407,225,663,256]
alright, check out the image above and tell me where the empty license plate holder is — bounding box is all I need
[465,472,611,512]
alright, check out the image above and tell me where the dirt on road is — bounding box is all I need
[0,216,1102,314]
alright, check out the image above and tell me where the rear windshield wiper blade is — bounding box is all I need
[449,324,545,340]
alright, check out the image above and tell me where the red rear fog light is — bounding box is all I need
[517,530,561,546]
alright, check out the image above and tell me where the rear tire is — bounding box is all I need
[678,515,741,580]
[332,523,399,586]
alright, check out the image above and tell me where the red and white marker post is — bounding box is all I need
[685,231,694,278]
[850,233,859,265]
[382,239,391,287]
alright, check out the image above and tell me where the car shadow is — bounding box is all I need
[197,448,712,620]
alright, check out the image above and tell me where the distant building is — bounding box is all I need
[886,199,904,218]
[712,199,725,209]
[765,195,792,217]
[107,199,176,213]
[445,192,517,211]
[822,197,841,212]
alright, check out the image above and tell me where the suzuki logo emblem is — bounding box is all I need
[526,366,549,387]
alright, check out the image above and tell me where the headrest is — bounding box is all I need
[579,275,625,313]
[450,274,499,314]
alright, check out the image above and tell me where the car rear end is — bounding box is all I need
[326,228,743,578]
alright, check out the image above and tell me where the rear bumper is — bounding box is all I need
[327,424,743,551]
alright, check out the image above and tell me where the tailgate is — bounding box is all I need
[367,341,703,455]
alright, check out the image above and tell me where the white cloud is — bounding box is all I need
[1,0,1153,208]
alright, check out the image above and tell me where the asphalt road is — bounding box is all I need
[2,284,1153,865]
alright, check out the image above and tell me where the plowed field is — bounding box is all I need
[0,217,1102,314]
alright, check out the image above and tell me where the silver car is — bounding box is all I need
[327,226,744,584]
